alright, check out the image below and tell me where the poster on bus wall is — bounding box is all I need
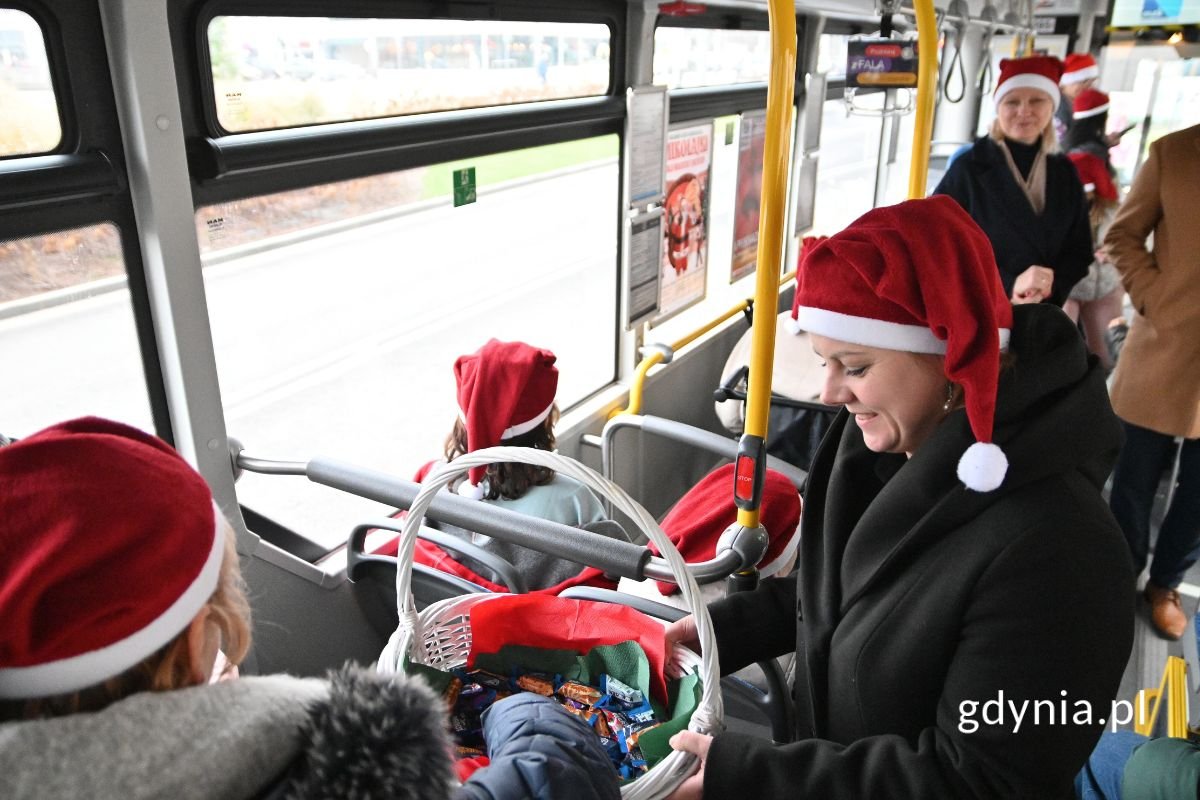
[730,110,767,283]
[658,123,712,320]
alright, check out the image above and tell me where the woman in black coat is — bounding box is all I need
[934,56,1093,307]
[664,197,1133,799]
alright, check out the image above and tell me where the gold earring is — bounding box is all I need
[943,383,956,413]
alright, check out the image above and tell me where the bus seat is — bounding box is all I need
[714,310,838,472]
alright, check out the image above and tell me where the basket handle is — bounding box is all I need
[385,446,723,736]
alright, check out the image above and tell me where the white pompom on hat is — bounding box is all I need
[793,196,1014,492]
[454,339,559,497]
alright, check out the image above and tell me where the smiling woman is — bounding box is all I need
[933,55,1094,308]
[809,335,947,456]
[662,196,1134,798]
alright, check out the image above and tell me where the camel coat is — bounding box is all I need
[1104,123,1200,438]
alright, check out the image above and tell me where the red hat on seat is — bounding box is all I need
[651,464,801,595]
[1073,88,1110,119]
[454,339,559,498]
[1061,53,1099,86]
[994,56,1063,111]
[0,417,222,699]
[794,196,1014,491]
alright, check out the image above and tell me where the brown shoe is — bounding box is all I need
[1144,583,1188,640]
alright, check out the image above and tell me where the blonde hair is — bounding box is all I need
[0,516,251,722]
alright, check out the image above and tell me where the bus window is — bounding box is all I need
[814,97,880,232]
[653,27,772,89]
[0,9,60,157]
[195,136,619,546]
[207,16,612,133]
[0,225,153,434]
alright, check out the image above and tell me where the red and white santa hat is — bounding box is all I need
[794,196,1015,492]
[651,464,801,595]
[454,339,559,498]
[1061,53,1099,86]
[784,235,829,336]
[994,55,1064,111]
[0,417,222,700]
[1073,88,1110,119]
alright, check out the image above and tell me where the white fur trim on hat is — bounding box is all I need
[457,481,486,500]
[1060,64,1099,85]
[957,442,1008,492]
[0,506,225,700]
[783,315,804,336]
[499,401,554,440]
[756,492,803,579]
[995,74,1061,111]
[1082,182,1097,192]
[1073,102,1109,119]
[797,307,947,354]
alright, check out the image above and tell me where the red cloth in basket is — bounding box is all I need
[465,594,670,704]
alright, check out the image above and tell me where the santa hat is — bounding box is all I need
[1061,53,1099,86]
[454,339,558,499]
[784,235,829,336]
[1072,88,1110,119]
[994,56,1063,111]
[794,196,1014,492]
[0,417,222,700]
[1068,151,1119,201]
[651,464,801,595]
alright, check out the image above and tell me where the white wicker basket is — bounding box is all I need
[376,446,723,800]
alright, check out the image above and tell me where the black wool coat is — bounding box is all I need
[704,305,1135,799]
[934,137,1093,306]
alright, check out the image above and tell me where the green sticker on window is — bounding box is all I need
[453,167,477,207]
[725,121,735,145]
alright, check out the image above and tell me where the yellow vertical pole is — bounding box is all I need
[735,0,795,530]
[908,0,939,198]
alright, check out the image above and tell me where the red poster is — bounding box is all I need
[730,110,766,283]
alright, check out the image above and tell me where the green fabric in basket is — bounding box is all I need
[635,672,701,765]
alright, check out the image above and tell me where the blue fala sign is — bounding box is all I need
[847,39,919,88]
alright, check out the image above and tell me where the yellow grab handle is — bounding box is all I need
[736,0,796,530]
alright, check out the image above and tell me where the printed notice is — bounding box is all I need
[627,211,663,328]
[626,86,668,207]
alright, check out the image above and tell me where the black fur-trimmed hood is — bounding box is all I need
[282,666,455,800]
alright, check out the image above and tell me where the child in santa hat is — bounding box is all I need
[935,55,1094,308]
[1064,88,1126,372]
[405,339,609,593]
[1055,52,1101,139]
[0,417,619,800]
[662,196,1133,799]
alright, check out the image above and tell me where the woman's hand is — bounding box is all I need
[664,731,713,800]
[1012,265,1054,304]
[664,615,701,655]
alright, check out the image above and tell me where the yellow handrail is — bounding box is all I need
[612,267,797,418]
[1134,655,1189,738]
[736,0,796,531]
[908,0,939,199]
